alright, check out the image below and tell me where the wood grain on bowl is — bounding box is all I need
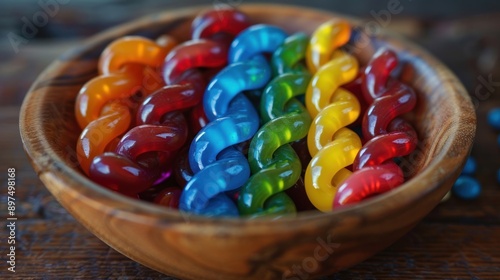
[19,4,476,280]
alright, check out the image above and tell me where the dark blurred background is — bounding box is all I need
[1,0,500,107]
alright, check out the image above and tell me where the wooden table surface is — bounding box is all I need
[1,2,500,279]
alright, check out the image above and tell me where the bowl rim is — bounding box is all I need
[19,3,476,228]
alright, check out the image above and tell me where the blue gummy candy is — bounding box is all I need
[452,176,481,200]
[487,108,500,130]
[461,156,477,175]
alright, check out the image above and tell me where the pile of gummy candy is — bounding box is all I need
[74,8,419,217]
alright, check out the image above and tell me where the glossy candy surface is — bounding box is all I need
[354,119,417,170]
[77,101,132,175]
[307,86,361,156]
[228,24,287,63]
[75,8,424,214]
[306,19,351,73]
[238,73,311,216]
[305,53,359,119]
[75,37,176,175]
[182,145,251,216]
[305,128,362,211]
[362,48,398,103]
[180,24,286,216]
[86,9,249,196]
[333,49,419,208]
[201,59,272,124]
[235,32,312,217]
[138,38,230,126]
[362,81,417,140]
[271,33,309,75]
[334,119,417,207]
[162,39,229,85]
[89,112,188,195]
[75,64,143,129]
[303,23,362,211]
[191,8,250,40]
[98,36,177,75]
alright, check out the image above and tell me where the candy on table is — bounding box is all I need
[487,107,500,130]
[462,156,477,175]
[302,19,363,212]
[453,106,500,200]
[237,33,312,217]
[447,106,500,201]
[452,176,481,200]
[333,49,419,208]
[179,24,287,216]
[84,8,250,199]
[446,104,500,202]
[75,36,177,176]
[449,155,481,201]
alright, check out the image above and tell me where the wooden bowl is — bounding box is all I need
[19,4,476,280]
